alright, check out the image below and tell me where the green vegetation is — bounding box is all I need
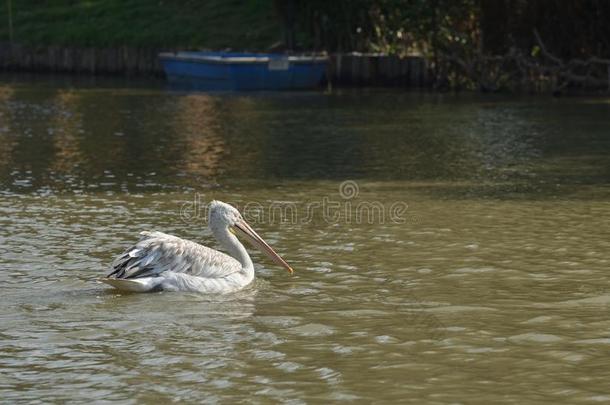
[1,0,609,92]
[284,0,610,91]
[0,0,281,48]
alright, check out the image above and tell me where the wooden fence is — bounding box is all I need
[0,43,430,87]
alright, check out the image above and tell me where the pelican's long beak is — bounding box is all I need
[233,219,294,274]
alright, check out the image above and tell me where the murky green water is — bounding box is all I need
[1,75,609,403]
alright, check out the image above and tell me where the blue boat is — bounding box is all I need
[159,51,328,91]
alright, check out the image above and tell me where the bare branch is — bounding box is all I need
[533,29,562,65]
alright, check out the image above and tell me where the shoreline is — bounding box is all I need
[0,43,430,88]
[3,43,608,95]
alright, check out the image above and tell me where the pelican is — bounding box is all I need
[100,200,293,293]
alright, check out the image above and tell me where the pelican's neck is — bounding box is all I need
[211,224,253,273]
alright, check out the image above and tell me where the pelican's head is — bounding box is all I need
[209,200,242,228]
[208,200,293,274]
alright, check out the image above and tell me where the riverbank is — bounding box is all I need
[0,43,431,88]
[2,1,609,93]
[0,0,429,87]
[0,0,279,49]
[0,43,163,76]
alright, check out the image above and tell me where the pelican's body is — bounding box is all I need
[101,200,292,293]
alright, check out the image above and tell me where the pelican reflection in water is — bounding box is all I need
[101,201,293,293]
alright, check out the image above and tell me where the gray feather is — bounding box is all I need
[107,231,242,280]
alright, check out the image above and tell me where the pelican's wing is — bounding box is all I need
[107,231,242,280]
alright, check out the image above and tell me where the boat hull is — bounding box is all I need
[159,52,328,91]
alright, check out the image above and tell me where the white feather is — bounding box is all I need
[104,201,258,293]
